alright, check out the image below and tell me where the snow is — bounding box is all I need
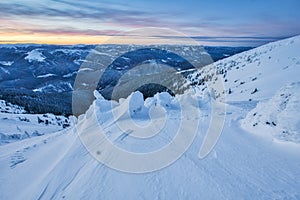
[0,61,14,66]
[25,49,46,62]
[0,67,10,74]
[241,82,300,143]
[0,87,299,199]
[0,100,26,114]
[33,82,73,93]
[0,35,300,199]
[36,73,56,78]
[0,100,73,145]
[188,35,300,102]
[51,49,88,55]
[78,67,93,72]
[63,71,77,78]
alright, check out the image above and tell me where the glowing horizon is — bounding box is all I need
[0,0,299,46]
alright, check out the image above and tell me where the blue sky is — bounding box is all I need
[0,0,299,46]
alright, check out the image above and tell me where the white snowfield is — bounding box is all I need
[0,36,300,199]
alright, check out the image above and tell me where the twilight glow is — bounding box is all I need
[0,0,299,46]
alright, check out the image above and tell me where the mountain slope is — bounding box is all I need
[188,35,300,142]
[189,35,300,101]
[0,36,299,199]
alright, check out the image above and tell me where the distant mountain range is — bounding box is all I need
[0,44,250,115]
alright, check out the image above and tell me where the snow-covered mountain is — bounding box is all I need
[0,36,299,199]
[0,44,250,115]
[189,35,300,101]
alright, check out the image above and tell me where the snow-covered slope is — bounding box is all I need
[189,35,300,143]
[189,35,300,101]
[241,82,300,143]
[0,36,299,199]
[0,100,73,145]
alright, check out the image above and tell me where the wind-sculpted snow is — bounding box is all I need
[0,87,299,199]
[76,90,205,172]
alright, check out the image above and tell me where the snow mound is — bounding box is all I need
[25,49,45,62]
[241,82,300,143]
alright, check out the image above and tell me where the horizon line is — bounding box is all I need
[0,35,297,47]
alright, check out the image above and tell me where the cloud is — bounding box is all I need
[0,0,299,46]
[0,1,153,22]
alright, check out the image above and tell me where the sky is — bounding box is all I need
[0,0,299,46]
